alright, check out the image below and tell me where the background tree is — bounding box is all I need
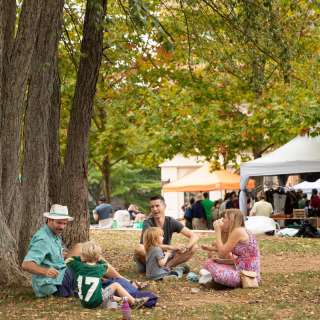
[60,0,107,247]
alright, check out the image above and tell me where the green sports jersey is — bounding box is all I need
[201,199,214,220]
[66,256,108,308]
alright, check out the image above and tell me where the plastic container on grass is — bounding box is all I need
[111,219,118,229]
[121,297,131,320]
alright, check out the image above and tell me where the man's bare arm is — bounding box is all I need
[180,227,199,250]
[21,261,59,278]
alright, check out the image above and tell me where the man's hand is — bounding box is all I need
[46,268,59,278]
[174,244,188,253]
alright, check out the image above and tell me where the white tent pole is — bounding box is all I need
[239,175,249,214]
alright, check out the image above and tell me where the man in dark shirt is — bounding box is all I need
[93,195,113,227]
[134,195,199,272]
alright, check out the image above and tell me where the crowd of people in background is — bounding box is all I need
[182,191,240,230]
[182,186,320,230]
[258,187,320,217]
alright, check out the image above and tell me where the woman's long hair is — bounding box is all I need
[143,227,163,254]
[221,209,245,243]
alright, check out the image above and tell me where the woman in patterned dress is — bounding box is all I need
[202,209,260,288]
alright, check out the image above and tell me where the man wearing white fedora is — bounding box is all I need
[22,204,77,298]
[22,204,137,298]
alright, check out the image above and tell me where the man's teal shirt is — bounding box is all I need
[23,224,66,297]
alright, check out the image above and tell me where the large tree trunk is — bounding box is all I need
[0,1,16,224]
[1,0,44,220]
[0,209,28,286]
[61,0,107,247]
[48,56,62,205]
[0,0,44,284]
[18,0,65,262]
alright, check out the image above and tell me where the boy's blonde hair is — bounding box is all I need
[221,209,245,243]
[143,227,163,254]
[81,241,102,263]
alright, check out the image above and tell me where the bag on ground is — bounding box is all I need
[240,270,258,288]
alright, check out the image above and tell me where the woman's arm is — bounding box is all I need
[201,244,217,252]
[201,243,218,259]
[214,221,248,257]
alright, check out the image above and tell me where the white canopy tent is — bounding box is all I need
[293,179,320,193]
[239,135,320,213]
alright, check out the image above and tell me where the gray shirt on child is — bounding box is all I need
[145,246,169,280]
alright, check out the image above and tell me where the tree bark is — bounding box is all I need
[102,155,112,203]
[48,56,63,205]
[18,0,65,261]
[61,0,107,247]
[1,0,43,220]
[0,209,28,285]
[0,1,16,222]
[0,0,26,272]
[0,1,16,103]
[0,0,45,284]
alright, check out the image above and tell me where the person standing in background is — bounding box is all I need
[212,199,222,221]
[310,189,320,209]
[191,193,207,230]
[298,193,308,209]
[183,198,194,229]
[250,192,273,217]
[201,192,214,230]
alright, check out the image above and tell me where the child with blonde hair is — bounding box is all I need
[66,241,148,309]
[143,227,185,280]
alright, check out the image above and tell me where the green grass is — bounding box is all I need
[259,236,320,254]
[2,231,320,319]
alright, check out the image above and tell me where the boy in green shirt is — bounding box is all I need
[67,241,148,309]
[201,192,214,230]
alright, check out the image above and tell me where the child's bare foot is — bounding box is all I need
[112,296,122,302]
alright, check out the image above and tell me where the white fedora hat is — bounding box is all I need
[43,204,74,221]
